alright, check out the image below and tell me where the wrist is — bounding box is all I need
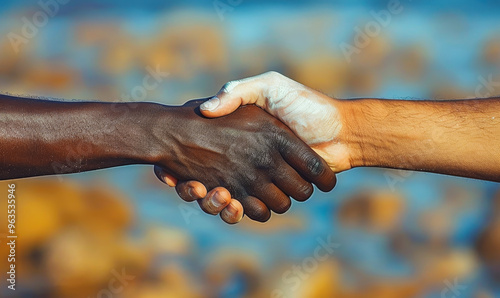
[307,96,357,173]
[114,102,170,165]
[337,98,386,169]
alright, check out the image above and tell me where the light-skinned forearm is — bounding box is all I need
[340,98,500,181]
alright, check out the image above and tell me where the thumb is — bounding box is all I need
[199,95,242,118]
[200,78,266,118]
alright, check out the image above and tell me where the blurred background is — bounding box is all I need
[1,0,500,297]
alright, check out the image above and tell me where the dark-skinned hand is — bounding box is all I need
[154,100,336,223]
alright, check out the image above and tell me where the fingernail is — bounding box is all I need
[200,97,220,111]
[210,191,226,209]
[224,201,243,222]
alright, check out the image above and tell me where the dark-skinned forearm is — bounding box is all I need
[342,98,500,181]
[0,94,164,179]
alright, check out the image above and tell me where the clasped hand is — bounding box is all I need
[155,72,346,224]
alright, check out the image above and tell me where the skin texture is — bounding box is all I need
[199,72,352,172]
[153,100,336,222]
[170,71,500,223]
[0,94,336,223]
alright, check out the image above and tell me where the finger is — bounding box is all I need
[252,184,292,214]
[278,135,337,192]
[240,196,271,222]
[200,76,267,118]
[154,166,178,187]
[272,164,314,202]
[164,175,178,187]
[220,199,244,224]
[175,181,208,202]
[198,187,231,215]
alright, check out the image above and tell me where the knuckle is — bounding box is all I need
[221,80,240,94]
[249,151,274,169]
[265,71,282,80]
[266,128,288,148]
[263,71,287,86]
[221,82,231,93]
[242,171,258,184]
[306,156,325,177]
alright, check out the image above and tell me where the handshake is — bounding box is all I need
[154,71,500,224]
[2,71,498,223]
[153,72,344,224]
